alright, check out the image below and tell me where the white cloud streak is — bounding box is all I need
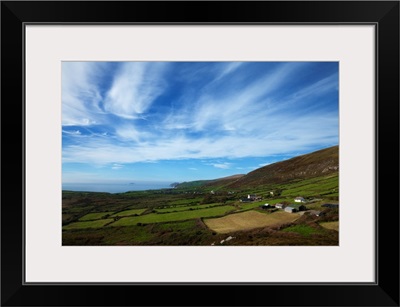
[115,124,147,142]
[111,163,123,170]
[104,62,167,118]
[62,129,81,135]
[210,163,232,169]
[62,62,105,126]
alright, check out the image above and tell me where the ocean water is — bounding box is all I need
[62,182,173,193]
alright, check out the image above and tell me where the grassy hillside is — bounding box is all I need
[226,145,338,189]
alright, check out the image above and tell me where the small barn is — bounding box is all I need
[275,203,285,209]
[294,196,306,203]
[285,203,306,213]
[285,206,298,213]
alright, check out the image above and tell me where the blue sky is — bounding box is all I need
[62,62,338,184]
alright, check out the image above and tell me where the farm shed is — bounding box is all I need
[285,203,306,213]
[285,207,297,213]
[275,203,285,209]
[294,196,306,203]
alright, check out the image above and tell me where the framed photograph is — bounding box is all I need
[1,1,399,306]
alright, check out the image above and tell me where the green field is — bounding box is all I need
[168,198,203,206]
[282,224,320,236]
[63,219,114,230]
[238,200,266,211]
[111,208,147,217]
[279,175,338,198]
[155,203,223,213]
[110,205,237,226]
[79,212,115,221]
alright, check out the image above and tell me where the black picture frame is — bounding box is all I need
[1,1,399,306]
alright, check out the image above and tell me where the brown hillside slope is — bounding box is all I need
[227,145,338,188]
[203,174,245,187]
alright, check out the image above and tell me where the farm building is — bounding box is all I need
[294,196,306,203]
[285,203,306,213]
[285,207,297,213]
[275,203,285,209]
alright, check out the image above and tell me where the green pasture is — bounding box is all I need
[238,200,265,211]
[79,212,114,221]
[155,203,222,213]
[282,224,320,236]
[111,208,147,217]
[280,175,338,197]
[168,198,202,206]
[109,205,237,226]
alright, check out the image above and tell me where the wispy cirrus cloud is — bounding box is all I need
[62,62,106,126]
[114,124,148,142]
[62,129,81,135]
[111,163,123,170]
[103,62,168,119]
[212,62,244,82]
[209,163,232,169]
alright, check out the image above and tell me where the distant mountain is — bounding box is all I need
[226,145,338,189]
